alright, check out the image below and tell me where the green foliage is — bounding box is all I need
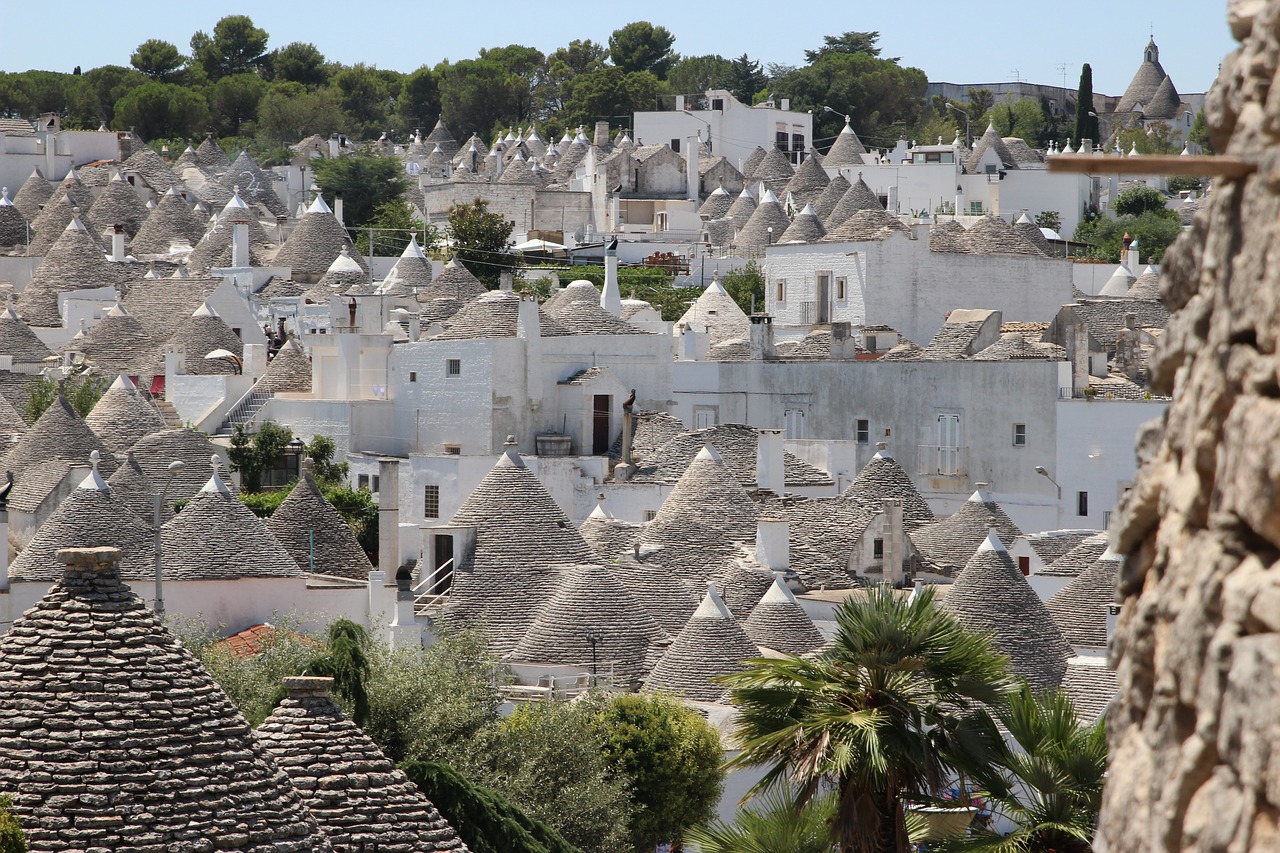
[804,30,892,62]
[721,584,1012,853]
[354,198,436,257]
[0,794,26,853]
[436,49,542,138]
[319,483,378,561]
[685,789,837,853]
[227,420,293,493]
[664,55,731,103]
[397,66,442,131]
[448,198,515,287]
[533,264,689,320]
[238,489,289,518]
[23,375,107,423]
[938,686,1107,853]
[190,15,269,81]
[608,22,677,79]
[400,761,583,853]
[993,97,1046,146]
[209,73,265,136]
[593,693,724,851]
[1072,209,1181,264]
[1075,63,1100,144]
[305,620,372,726]
[303,434,348,484]
[1190,108,1213,154]
[261,42,329,88]
[113,81,208,139]
[1166,175,1203,194]
[1116,120,1179,155]
[777,51,927,147]
[311,152,409,229]
[1114,186,1169,217]
[721,260,765,314]
[1035,210,1062,233]
[130,39,186,82]
[330,63,397,138]
[726,54,768,105]
[66,65,145,128]
[256,82,345,146]
[560,67,658,128]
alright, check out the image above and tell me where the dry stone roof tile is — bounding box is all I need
[197,135,234,171]
[0,189,29,248]
[186,202,274,273]
[546,295,647,335]
[266,472,373,580]
[256,339,313,393]
[256,677,468,851]
[623,422,831,488]
[823,119,869,167]
[219,151,287,217]
[778,204,826,243]
[753,147,795,182]
[971,332,1066,361]
[740,147,767,178]
[823,208,909,243]
[131,187,207,255]
[698,186,733,219]
[675,277,751,346]
[929,219,969,253]
[274,200,368,279]
[1021,529,1100,565]
[126,428,234,503]
[1117,39,1174,114]
[714,559,774,618]
[1126,265,1162,300]
[940,532,1073,689]
[124,146,184,195]
[1015,216,1054,254]
[164,305,244,375]
[0,546,332,852]
[0,304,54,363]
[122,275,222,338]
[1038,533,1110,578]
[86,173,149,238]
[85,375,167,452]
[105,449,166,522]
[424,259,488,303]
[909,487,1023,576]
[825,175,884,229]
[725,187,758,230]
[743,574,825,655]
[736,191,793,254]
[1060,655,1117,724]
[841,449,936,530]
[18,218,138,327]
[782,155,830,207]
[437,290,573,339]
[26,192,86,256]
[608,559,699,634]
[1045,550,1123,649]
[1,395,119,512]
[11,168,52,222]
[921,321,986,360]
[69,303,165,377]
[810,173,851,222]
[766,497,865,590]
[642,585,760,702]
[965,123,1016,173]
[962,215,1045,256]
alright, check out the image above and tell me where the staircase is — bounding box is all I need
[214,388,274,437]
[151,398,183,428]
[413,559,455,617]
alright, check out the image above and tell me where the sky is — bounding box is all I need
[1,1,1235,98]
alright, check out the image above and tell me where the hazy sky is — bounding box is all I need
[2,1,1235,97]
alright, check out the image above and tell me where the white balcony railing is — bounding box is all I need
[917,445,967,477]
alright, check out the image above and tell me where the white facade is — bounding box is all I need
[1053,398,1166,531]
[633,90,814,172]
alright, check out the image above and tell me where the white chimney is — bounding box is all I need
[231,221,249,268]
[882,498,904,586]
[378,458,401,579]
[328,134,340,158]
[749,315,775,361]
[334,193,344,226]
[1127,239,1140,272]
[780,98,790,111]
[754,518,790,571]
[0,507,8,591]
[675,95,685,111]
[756,428,785,494]
[594,121,610,147]
[686,135,699,201]
[499,271,514,291]
[678,325,703,361]
[601,239,621,316]
[111,225,125,262]
[1107,603,1120,644]
[407,313,420,342]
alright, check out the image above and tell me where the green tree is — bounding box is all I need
[190,15,269,81]
[448,198,514,287]
[1117,121,1179,155]
[1190,108,1213,154]
[1114,186,1169,217]
[261,42,329,88]
[804,31,893,62]
[66,65,144,128]
[1035,210,1062,233]
[397,66,442,131]
[940,686,1107,853]
[726,54,768,105]
[722,260,765,314]
[1072,209,1181,263]
[1074,64,1100,145]
[437,56,526,137]
[330,63,397,138]
[479,45,546,124]
[560,67,658,129]
[0,794,26,853]
[112,80,208,139]
[401,761,583,853]
[210,73,265,136]
[355,198,435,257]
[304,619,372,727]
[721,584,1012,853]
[665,55,731,103]
[993,97,1046,145]
[778,52,927,147]
[304,434,348,484]
[608,22,677,79]
[685,790,838,853]
[311,152,409,230]
[227,420,293,493]
[22,375,107,423]
[964,88,996,136]
[130,39,186,82]
[256,82,345,145]
[594,693,724,851]
[541,40,609,117]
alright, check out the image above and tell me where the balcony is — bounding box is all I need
[917,445,968,477]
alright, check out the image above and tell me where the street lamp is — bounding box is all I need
[153,458,188,618]
[1034,465,1061,498]
[945,103,970,147]
[682,109,712,153]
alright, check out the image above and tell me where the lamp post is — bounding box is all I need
[585,631,600,688]
[153,459,187,618]
[1034,465,1062,498]
[682,109,712,154]
[945,103,970,147]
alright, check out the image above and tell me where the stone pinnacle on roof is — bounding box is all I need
[0,546,333,851]
[965,122,1016,173]
[642,582,761,702]
[256,676,468,851]
[823,116,869,167]
[941,530,1073,688]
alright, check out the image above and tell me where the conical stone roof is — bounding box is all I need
[161,464,302,580]
[1,394,119,512]
[826,175,884,228]
[1014,213,1053,255]
[638,445,760,582]
[725,186,757,230]
[256,676,467,851]
[164,303,244,375]
[675,276,751,346]
[315,247,368,293]
[0,546,332,852]
[930,219,969,253]
[743,573,825,655]
[186,192,274,273]
[69,301,164,377]
[642,585,760,702]
[17,216,133,326]
[437,290,573,339]
[266,471,373,579]
[909,486,1023,576]
[963,215,1044,256]
[1117,38,1172,114]
[85,374,167,452]
[8,462,156,581]
[823,209,910,242]
[1145,74,1181,119]
[823,118,869,167]
[131,187,207,254]
[509,563,666,689]
[778,203,825,243]
[965,123,1015,173]
[736,189,792,253]
[274,196,368,279]
[782,154,830,208]
[753,146,795,183]
[0,302,54,363]
[27,191,92,256]
[840,447,936,530]
[123,146,184,195]
[810,172,851,222]
[714,560,773,618]
[196,134,233,171]
[86,172,150,238]
[256,338,312,393]
[219,151,287,217]
[423,258,487,302]
[11,168,51,221]
[698,185,733,220]
[424,118,459,155]
[105,449,166,522]
[385,235,435,290]
[940,532,1073,689]
[1126,265,1162,300]
[1045,549,1123,649]
[741,146,767,178]
[0,187,28,248]
[126,428,234,503]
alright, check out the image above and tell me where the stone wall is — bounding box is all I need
[1099,3,1280,850]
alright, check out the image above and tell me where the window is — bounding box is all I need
[371,475,380,493]
[836,277,846,300]
[670,138,681,153]
[775,279,786,303]
[358,474,369,490]
[694,406,718,429]
[1077,491,1089,517]
[446,359,461,377]
[784,409,805,439]
[969,200,984,215]
[934,412,961,476]
[1017,556,1031,576]
[865,334,877,351]
[409,371,417,383]
[776,131,789,151]
[644,510,657,521]
[424,484,440,519]
[1012,423,1027,447]
[711,98,724,111]
[876,194,889,209]
[855,419,870,444]
[872,538,884,560]
[443,444,461,455]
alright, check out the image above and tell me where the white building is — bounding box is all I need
[633,90,814,172]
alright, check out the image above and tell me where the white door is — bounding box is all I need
[785,409,806,439]
[936,413,961,475]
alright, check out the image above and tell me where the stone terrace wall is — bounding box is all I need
[1099,3,1280,850]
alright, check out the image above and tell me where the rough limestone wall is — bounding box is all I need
[1099,2,1280,850]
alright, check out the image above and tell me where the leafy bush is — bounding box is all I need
[0,795,26,853]
[1072,209,1182,263]
[1113,186,1169,218]
[528,264,694,320]
[23,374,108,423]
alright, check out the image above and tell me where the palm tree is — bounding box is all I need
[721,584,1012,853]
[683,789,838,853]
[938,685,1107,853]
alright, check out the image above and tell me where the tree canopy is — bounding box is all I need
[608,22,677,79]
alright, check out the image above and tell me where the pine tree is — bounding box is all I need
[1074,63,1100,146]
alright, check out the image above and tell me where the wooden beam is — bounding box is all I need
[1047,154,1256,178]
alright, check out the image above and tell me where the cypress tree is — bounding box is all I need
[1074,63,1100,145]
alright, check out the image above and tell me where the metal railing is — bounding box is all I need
[917,445,967,477]
[413,557,455,612]
[215,387,274,437]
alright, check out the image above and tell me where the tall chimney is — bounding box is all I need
[334,193,344,226]
[755,518,790,571]
[882,498,904,586]
[749,314,775,361]
[601,239,621,316]
[111,224,125,262]
[377,458,401,579]
[594,121,610,147]
[1072,310,1091,392]
[0,505,8,591]
[232,220,249,268]
[686,135,699,202]
[756,428,785,494]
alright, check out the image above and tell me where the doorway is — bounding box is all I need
[593,395,612,454]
